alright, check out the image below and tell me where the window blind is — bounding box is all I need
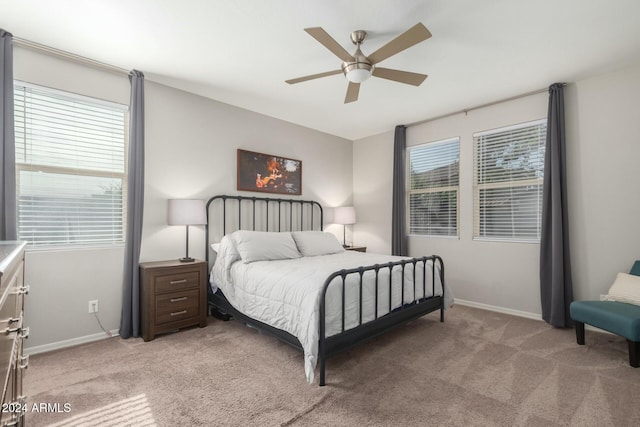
[473,119,546,241]
[408,137,460,237]
[14,82,128,246]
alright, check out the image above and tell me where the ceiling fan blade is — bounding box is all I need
[285,69,342,84]
[305,27,355,62]
[372,67,428,86]
[367,23,432,64]
[344,82,360,103]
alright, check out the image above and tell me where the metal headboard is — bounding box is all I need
[205,195,324,264]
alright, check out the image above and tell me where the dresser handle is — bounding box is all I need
[18,285,30,295]
[4,325,29,337]
[3,417,19,426]
[4,326,19,335]
[19,355,29,369]
[170,297,188,303]
[170,310,187,317]
[170,279,187,285]
[7,317,19,325]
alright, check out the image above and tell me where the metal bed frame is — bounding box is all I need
[205,194,445,386]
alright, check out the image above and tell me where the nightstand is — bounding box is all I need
[140,259,207,341]
[345,246,367,252]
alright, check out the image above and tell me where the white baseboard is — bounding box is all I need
[24,329,120,356]
[453,299,612,335]
[454,299,543,321]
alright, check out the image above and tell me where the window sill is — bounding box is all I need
[472,237,540,244]
[408,234,460,240]
[25,243,126,253]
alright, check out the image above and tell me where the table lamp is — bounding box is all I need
[168,199,207,262]
[334,206,356,247]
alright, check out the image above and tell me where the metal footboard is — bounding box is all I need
[318,255,445,386]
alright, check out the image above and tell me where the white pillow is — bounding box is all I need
[210,243,221,253]
[605,272,640,306]
[212,234,241,285]
[232,230,301,263]
[292,231,345,257]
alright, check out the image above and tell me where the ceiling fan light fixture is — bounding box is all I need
[342,62,373,83]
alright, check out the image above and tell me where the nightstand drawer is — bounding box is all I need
[155,289,200,325]
[155,271,200,293]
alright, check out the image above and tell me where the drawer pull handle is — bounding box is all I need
[4,326,29,337]
[19,355,29,369]
[7,317,19,325]
[170,310,187,317]
[170,297,188,303]
[170,279,187,285]
[4,326,19,335]
[18,285,30,295]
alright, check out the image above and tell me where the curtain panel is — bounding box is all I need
[0,29,16,241]
[120,70,145,338]
[392,125,407,256]
[540,82,574,327]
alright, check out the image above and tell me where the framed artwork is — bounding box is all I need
[237,149,302,195]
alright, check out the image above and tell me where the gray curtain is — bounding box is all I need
[120,70,145,338]
[540,83,573,328]
[0,29,16,241]
[392,125,407,256]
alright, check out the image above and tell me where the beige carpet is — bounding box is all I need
[25,305,640,426]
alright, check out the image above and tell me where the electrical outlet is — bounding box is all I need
[88,300,99,313]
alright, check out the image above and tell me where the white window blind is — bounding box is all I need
[14,82,128,247]
[408,137,460,237]
[473,119,546,241]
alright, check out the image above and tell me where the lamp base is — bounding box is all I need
[179,257,196,263]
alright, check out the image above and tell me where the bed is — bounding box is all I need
[205,195,449,386]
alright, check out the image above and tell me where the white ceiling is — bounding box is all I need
[2,0,640,140]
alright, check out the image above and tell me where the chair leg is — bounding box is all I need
[628,340,639,368]
[575,322,585,345]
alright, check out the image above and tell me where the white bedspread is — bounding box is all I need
[210,236,451,383]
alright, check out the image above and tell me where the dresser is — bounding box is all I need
[140,260,207,341]
[0,241,28,427]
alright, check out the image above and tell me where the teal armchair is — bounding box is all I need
[570,261,640,367]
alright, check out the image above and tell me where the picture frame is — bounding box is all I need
[237,149,302,195]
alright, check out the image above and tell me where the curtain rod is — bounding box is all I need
[13,36,129,75]
[406,83,567,128]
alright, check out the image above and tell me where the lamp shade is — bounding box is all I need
[168,199,206,225]
[334,206,356,225]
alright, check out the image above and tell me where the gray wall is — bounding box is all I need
[16,47,352,352]
[353,61,640,317]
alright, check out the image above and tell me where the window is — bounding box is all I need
[408,137,460,237]
[473,119,546,241]
[14,82,128,247]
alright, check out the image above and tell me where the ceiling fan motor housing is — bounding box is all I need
[343,30,373,83]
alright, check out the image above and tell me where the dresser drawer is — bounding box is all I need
[154,271,200,293]
[155,289,200,325]
[0,327,17,405]
[0,278,19,327]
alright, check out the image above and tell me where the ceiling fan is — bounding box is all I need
[286,23,432,103]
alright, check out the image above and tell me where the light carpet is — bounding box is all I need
[25,305,640,426]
